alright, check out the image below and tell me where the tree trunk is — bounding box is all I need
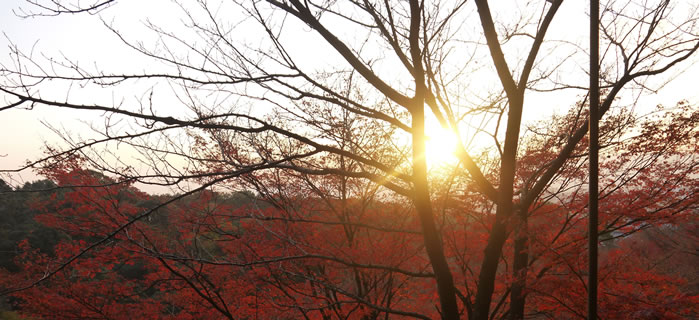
[472,92,523,320]
[509,208,529,320]
[472,221,508,320]
[412,105,460,319]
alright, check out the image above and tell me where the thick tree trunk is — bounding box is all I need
[509,209,529,320]
[412,106,460,320]
[471,96,523,320]
[472,220,507,320]
[406,0,458,316]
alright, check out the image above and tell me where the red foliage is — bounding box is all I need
[2,106,698,319]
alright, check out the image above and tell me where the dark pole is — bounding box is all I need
[589,0,599,319]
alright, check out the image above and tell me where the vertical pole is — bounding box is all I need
[588,0,600,319]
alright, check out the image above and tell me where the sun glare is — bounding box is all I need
[425,126,460,168]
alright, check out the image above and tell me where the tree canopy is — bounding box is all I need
[1,0,698,319]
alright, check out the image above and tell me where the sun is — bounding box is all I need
[425,125,460,168]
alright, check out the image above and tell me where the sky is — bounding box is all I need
[0,0,177,188]
[1,0,698,192]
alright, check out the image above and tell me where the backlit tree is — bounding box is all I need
[1,0,698,319]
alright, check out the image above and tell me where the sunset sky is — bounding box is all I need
[2,0,698,190]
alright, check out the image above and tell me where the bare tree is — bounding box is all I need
[1,0,698,319]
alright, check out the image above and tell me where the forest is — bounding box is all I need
[1,102,698,319]
[1,0,698,319]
